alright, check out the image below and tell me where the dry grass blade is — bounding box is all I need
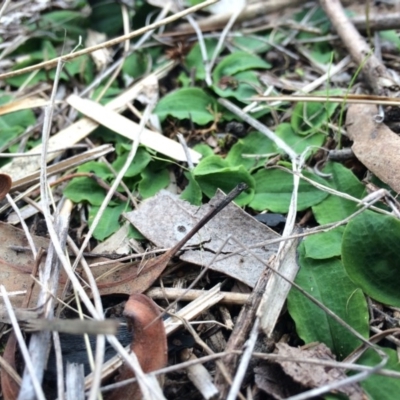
[0,0,219,80]
[24,318,119,336]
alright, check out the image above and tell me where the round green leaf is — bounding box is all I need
[138,166,170,199]
[213,52,271,82]
[89,203,127,241]
[111,147,151,178]
[274,122,325,157]
[291,89,342,136]
[226,131,275,170]
[193,156,255,206]
[194,155,229,175]
[356,347,400,400]
[342,211,400,307]
[288,243,369,359]
[122,52,149,79]
[64,177,106,206]
[249,168,329,212]
[185,39,218,80]
[312,162,366,225]
[213,70,264,103]
[180,172,202,206]
[64,161,118,205]
[155,88,217,125]
[303,227,344,260]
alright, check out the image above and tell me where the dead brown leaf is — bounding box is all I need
[346,103,400,193]
[0,221,49,309]
[275,343,365,400]
[125,190,280,288]
[106,294,167,400]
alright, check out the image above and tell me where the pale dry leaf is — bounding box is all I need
[275,343,364,400]
[346,103,400,193]
[0,97,54,115]
[85,29,112,71]
[9,144,113,191]
[208,0,246,14]
[67,94,201,163]
[146,0,178,12]
[124,190,279,287]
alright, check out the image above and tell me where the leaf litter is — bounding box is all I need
[1,0,400,399]
[125,189,279,288]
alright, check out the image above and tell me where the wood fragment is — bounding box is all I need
[146,287,249,305]
[180,348,219,400]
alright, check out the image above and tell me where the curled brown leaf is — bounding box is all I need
[0,173,12,200]
[106,294,167,399]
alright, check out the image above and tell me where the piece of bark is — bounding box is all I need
[346,103,400,193]
[0,334,20,400]
[275,343,365,400]
[106,294,167,400]
[126,190,279,288]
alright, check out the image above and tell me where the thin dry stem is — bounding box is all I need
[0,0,219,80]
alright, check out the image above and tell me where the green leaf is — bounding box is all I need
[231,35,272,53]
[29,10,87,39]
[78,161,114,180]
[89,1,123,35]
[64,161,115,206]
[213,70,264,103]
[180,172,202,205]
[303,227,344,260]
[194,155,229,174]
[249,168,329,212]
[212,52,271,103]
[123,51,149,79]
[291,90,342,135]
[0,94,36,137]
[64,177,106,206]
[111,147,151,177]
[274,123,325,157]
[193,143,214,158]
[128,224,145,240]
[89,203,127,241]
[193,156,255,206]
[312,162,366,224]
[287,243,369,359]
[138,165,170,199]
[356,347,400,399]
[185,39,218,80]
[213,52,271,82]
[342,211,400,307]
[295,7,331,36]
[155,87,217,125]
[6,42,93,87]
[379,30,400,48]
[0,127,24,149]
[226,131,275,170]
